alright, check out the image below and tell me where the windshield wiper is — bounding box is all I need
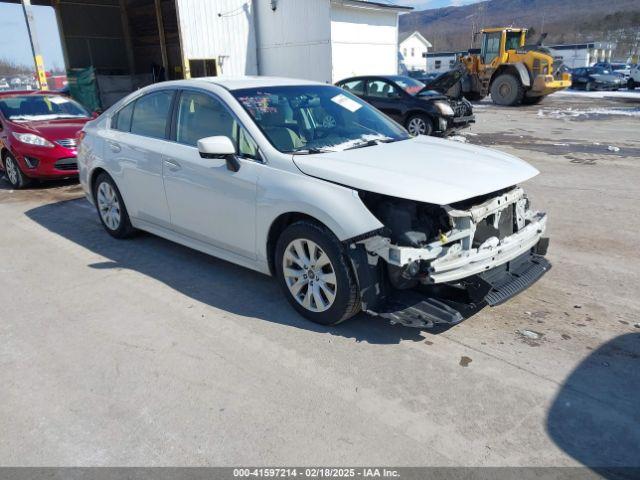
[291,147,329,155]
[344,139,380,151]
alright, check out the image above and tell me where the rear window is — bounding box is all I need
[130,91,174,139]
[339,79,365,96]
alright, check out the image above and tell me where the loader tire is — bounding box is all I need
[490,74,524,106]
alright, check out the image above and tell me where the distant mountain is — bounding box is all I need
[399,0,640,60]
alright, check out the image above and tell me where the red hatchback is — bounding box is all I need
[0,91,93,188]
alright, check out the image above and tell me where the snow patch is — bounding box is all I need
[537,107,640,119]
[556,89,640,99]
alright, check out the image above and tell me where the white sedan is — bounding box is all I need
[78,77,550,327]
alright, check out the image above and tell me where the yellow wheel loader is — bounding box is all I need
[458,27,572,106]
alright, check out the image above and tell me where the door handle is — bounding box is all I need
[164,158,181,172]
[107,141,121,153]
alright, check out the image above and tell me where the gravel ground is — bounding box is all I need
[0,91,638,468]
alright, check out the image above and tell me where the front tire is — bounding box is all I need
[275,221,360,325]
[405,114,433,136]
[626,79,635,90]
[3,153,29,189]
[490,74,524,106]
[93,172,135,239]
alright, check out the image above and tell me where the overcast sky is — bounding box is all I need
[0,0,483,73]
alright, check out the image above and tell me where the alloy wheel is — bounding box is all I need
[97,181,122,231]
[282,238,337,313]
[5,157,19,186]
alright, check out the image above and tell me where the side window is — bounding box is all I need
[340,80,365,96]
[482,32,502,64]
[113,101,134,132]
[176,90,260,160]
[236,126,259,160]
[130,90,174,139]
[176,91,236,147]
[367,80,400,99]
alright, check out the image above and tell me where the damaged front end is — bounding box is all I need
[348,186,551,328]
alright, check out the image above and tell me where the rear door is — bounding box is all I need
[103,90,175,227]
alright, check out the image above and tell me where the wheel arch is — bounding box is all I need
[404,109,436,131]
[490,64,530,89]
[0,146,9,167]
[88,167,111,199]
[266,212,333,276]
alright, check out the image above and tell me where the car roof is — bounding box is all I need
[338,75,414,82]
[163,76,324,91]
[0,90,57,98]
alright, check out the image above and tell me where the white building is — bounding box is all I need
[44,0,411,107]
[425,51,465,73]
[399,31,431,72]
[255,0,412,83]
[546,42,615,69]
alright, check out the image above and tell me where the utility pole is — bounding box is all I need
[21,0,48,90]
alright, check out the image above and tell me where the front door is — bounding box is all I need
[161,90,260,259]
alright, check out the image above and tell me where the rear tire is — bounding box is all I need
[490,74,524,106]
[3,153,29,189]
[93,172,135,239]
[275,221,360,326]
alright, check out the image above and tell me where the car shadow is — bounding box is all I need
[25,198,432,344]
[547,333,640,478]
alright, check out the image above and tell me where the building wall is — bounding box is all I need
[330,3,399,82]
[400,35,427,72]
[176,0,258,77]
[547,47,591,69]
[255,0,332,82]
[426,54,457,73]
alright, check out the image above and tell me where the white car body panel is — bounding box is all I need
[293,135,539,205]
[78,76,545,292]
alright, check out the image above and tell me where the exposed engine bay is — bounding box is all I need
[348,186,550,327]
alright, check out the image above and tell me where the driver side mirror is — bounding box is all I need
[197,136,240,172]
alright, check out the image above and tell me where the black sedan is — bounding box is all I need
[570,67,623,91]
[335,75,474,137]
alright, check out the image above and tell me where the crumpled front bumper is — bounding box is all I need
[361,187,548,285]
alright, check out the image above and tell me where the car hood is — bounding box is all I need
[11,118,89,140]
[420,66,465,94]
[293,136,539,205]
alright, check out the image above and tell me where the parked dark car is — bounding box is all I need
[336,74,474,137]
[570,67,623,91]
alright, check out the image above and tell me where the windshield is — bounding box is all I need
[390,76,425,95]
[0,94,90,121]
[232,85,409,154]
